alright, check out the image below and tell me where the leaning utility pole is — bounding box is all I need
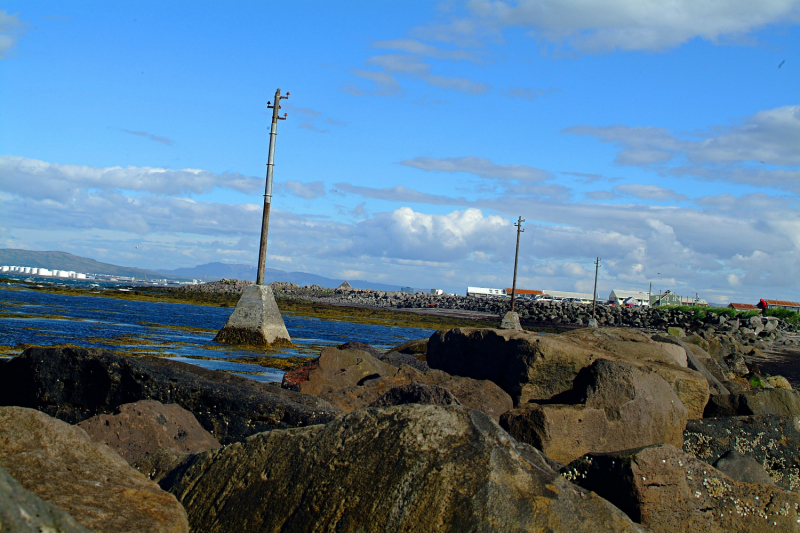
[500,216,525,331]
[256,88,289,285]
[592,257,601,319]
[214,88,292,347]
[510,216,525,312]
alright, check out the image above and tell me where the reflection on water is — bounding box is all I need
[0,285,435,382]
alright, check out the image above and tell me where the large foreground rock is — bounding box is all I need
[0,406,188,533]
[0,347,341,444]
[563,443,800,533]
[501,359,687,464]
[683,415,800,492]
[164,404,644,532]
[0,465,90,533]
[77,400,221,464]
[427,328,709,418]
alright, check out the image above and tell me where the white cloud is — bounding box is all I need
[281,180,326,200]
[400,156,553,182]
[0,11,27,59]
[373,39,478,61]
[366,54,489,94]
[342,69,402,96]
[614,184,688,202]
[0,155,261,200]
[565,105,800,193]
[425,0,800,53]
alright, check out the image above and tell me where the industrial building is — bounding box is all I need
[467,287,507,298]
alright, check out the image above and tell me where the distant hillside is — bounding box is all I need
[0,249,182,280]
[157,262,403,291]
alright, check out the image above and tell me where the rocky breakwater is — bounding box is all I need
[176,280,800,346]
[2,327,798,532]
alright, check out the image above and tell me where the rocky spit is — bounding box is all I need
[177,279,800,349]
[2,289,800,531]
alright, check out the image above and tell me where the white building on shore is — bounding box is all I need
[467,286,507,298]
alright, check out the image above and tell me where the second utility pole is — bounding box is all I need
[256,88,289,285]
[510,216,525,312]
[500,216,525,331]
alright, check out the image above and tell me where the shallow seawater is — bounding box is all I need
[0,286,435,382]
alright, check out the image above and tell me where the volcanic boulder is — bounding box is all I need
[683,414,800,492]
[164,404,645,533]
[77,400,221,464]
[562,443,800,533]
[0,465,90,533]
[0,406,189,533]
[501,359,688,464]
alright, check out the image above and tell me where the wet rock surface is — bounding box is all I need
[163,404,645,533]
[0,465,90,533]
[77,400,221,464]
[501,359,687,464]
[0,346,341,445]
[683,415,800,492]
[562,443,800,533]
[0,406,189,533]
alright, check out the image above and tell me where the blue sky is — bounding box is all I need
[2,1,800,302]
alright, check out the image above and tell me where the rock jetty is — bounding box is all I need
[0,318,797,532]
[176,279,800,350]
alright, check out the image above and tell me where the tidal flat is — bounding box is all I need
[0,279,496,382]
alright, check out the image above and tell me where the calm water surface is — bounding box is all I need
[0,284,435,382]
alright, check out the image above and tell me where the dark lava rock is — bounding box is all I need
[562,443,800,533]
[683,415,800,492]
[381,350,430,371]
[712,450,776,486]
[77,400,221,464]
[703,388,800,418]
[0,465,90,533]
[163,405,645,533]
[0,347,341,444]
[368,382,461,408]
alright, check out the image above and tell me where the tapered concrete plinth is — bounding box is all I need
[499,311,522,331]
[214,284,292,347]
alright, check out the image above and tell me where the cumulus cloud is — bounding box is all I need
[0,155,261,200]
[0,11,27,59]
[419,0,800,53]
[5,154,800,301]
[400,156,553,182]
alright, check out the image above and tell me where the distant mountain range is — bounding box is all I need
[156,262,403,291]
[0,249,172,280]
[0,249,405,291]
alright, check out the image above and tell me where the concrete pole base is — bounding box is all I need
[499,311,523,331]
[214,284,292,347]
[587,318,599,329]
